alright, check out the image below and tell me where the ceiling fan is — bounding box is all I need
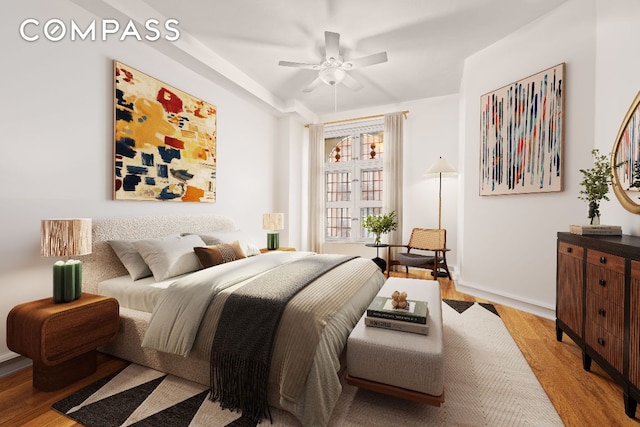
[278,31,388,93]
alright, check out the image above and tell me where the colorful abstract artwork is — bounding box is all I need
[480,63,564,196]
[113,61,216,202]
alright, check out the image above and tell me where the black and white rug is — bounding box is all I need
[53,301,563,426]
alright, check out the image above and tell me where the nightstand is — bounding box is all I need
[6,293,119,391]
[259,247,296,253]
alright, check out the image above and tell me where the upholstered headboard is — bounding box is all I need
[81,214,236,293]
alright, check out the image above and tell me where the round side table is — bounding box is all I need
[365,243,389,272]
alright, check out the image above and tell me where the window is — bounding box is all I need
[324,121,384,242]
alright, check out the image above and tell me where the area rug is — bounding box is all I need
[52,300,563,426]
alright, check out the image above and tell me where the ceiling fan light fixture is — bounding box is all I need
[319,67,346,86]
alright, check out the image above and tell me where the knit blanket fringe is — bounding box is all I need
[211,352,270,422]
[209,254,357,424]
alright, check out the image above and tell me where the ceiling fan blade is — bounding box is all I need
[324,31,340,61]
[341,73,364,91]
[303,77,323,92]
[278,60,321,70]
[343,52,388,70]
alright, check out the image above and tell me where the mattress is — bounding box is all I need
[98,274,185,313]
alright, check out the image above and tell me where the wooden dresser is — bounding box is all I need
[556,232,640,418]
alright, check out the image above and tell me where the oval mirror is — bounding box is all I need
[611,91,640,214]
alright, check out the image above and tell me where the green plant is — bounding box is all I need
[362,211,398,244]
[578,149,615,223]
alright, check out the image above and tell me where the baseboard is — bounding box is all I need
[0,355,32,379]
[455,280,555,320]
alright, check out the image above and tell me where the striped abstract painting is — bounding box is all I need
[480,64,564,196]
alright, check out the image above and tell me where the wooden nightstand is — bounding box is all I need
[6,293,119,391]
[259,247,296,253]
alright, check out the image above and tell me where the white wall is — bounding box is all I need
[0,1,282,363]
[594,0,640,234]
[458,0,597,317]
[320,95,460,267]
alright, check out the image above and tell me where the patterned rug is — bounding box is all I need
[52,300,563,426]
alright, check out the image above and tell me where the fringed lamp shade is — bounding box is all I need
[41,218,92,303]
[263,213,284,250]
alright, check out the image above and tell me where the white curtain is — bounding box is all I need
[383,112,404,260]
[308,124,325,253]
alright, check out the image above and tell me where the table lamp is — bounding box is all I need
[263,213,284,250]
[41,218,92,303]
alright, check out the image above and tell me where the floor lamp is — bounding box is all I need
[425,157,457,277]
[425,156,458,229]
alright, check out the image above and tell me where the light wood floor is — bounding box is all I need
[1,272,639,426]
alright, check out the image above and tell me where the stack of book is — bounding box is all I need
[365,296,429,335]
[569,224,622,235]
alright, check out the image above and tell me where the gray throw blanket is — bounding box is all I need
[210,254,357,424]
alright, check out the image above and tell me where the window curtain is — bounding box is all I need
[308,124,325,253]
[383,112,404,261]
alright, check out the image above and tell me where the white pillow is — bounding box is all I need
[193,230,261,257]
[133,234,206,281]
[107,240,153,280]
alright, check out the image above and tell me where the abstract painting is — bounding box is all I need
[113,61,216,202]
[480,63,564,196]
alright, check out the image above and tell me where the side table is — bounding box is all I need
[366,243,389,272]
[6,293,119,391]
[259,247,296,253]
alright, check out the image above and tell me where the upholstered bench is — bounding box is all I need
[345,277,444,405]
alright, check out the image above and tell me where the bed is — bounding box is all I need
[81,214,385,426]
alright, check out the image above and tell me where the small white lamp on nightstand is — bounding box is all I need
[263,213,284,250]
[41,218,92,303]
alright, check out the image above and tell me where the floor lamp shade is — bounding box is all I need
[41,218,92,303]
[263,213,284,250]
[425,157,458,229]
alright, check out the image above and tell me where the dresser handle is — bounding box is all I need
[597,337,606,346]
[599,279,606,287]
[600,256,607,264]
[567,247,572,253]
[598,308,606,317]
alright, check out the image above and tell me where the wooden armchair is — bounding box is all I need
[387,228,451,279]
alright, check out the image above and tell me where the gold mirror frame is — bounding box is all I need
[611,91,640,214]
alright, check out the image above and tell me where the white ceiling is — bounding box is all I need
[84,0,568,117]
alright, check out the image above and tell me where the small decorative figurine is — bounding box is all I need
[391,290,408,310]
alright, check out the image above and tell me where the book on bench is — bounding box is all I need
[365,315,429,335]
[366,296,428,324]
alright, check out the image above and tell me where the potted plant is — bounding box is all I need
[578,149,615,224]
[362,211,398,244]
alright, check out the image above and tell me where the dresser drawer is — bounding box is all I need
[7,294,119,366]
[558,241,584,261]
[586,290,624,339]
[586,263,624,301]
[586,321,623,372]
[586,249,625,274]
